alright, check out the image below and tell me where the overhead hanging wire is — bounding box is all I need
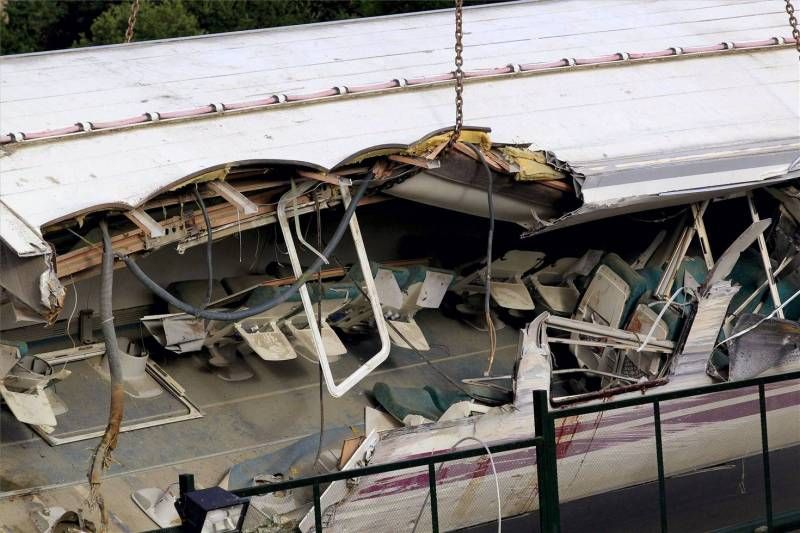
[463,143,498,376]
[87,219,125,531]
[312,191,326,471]
[443,0,499,376]
[193,185,214,308]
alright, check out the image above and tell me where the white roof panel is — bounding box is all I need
[0,0,798,239]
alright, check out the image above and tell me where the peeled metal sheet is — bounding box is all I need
[728,314,800,380]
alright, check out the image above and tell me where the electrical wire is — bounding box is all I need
[312,191,326,471]
[65,275,79,349]
[118,174,373,321]
[411,435,502,533]
[463,143,497,376]
[292,181,329,264]
[715,286,800,349]
[248,227,262,272]
[193,185,213,308]
[629,207,690,224]
[88,219,124,529]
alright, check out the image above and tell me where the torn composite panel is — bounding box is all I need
[525,142,800,236]
[0,203,64,320]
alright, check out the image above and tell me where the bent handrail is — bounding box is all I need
[276,180,391,397]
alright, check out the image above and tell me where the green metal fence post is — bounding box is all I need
[428,462,440,533]
[758,383,773,531]
[313,480,323,532]
[653,401,668,533]
[533,389,561,533]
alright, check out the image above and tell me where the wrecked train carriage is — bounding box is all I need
[0,0,799,529]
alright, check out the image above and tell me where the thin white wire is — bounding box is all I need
[637,286,684,353]
[715,286,800,349]
[248,227,262,272]
[292,182,329,264]
[65,276,79,349]
[411,435,502,533]
[236,208,243,263]
[294,197,329,264]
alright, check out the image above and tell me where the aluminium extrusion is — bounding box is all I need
[747,193,784,318]
[544,314,675,352]
[655,201,709,298]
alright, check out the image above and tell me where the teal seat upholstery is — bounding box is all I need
[373,382,470,422]
[760,277,800,320]
[637,267,663,295]
[373,382,444,422]
[600,253,650,326]
[349,261,411,287]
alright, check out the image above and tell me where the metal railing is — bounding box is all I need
[540,368,800,533]
[157,368,800,533]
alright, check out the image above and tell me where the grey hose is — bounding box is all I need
[99,219,122,387]
[87,219,124,529]
[193,186,213,308]
[119,174,373,321]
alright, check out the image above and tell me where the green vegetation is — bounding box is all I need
[1,0,479,55]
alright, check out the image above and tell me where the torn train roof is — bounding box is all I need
[0,0,798,252]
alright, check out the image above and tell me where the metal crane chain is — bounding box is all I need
[446,0,465,152]
[787,0,800,58]
[125,0,141,43]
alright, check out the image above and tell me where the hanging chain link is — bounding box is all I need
[125,0,141,43]
[446,0,465,152]
[786,0,800,58]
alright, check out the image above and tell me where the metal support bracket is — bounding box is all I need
[655,201,710,298]
[747,193,783,318]
[207,181,259,215]
[691,203,714,271]
[125,208,165,238]
[276,180,390,397]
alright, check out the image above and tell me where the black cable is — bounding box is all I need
[118,174,373,321]
[193,186,213,308]
[464,143,495,317]
[312,191,325,470]
[629,207,689,224]
[463,143,497,374]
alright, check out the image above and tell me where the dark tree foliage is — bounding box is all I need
[1,0,488,55]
